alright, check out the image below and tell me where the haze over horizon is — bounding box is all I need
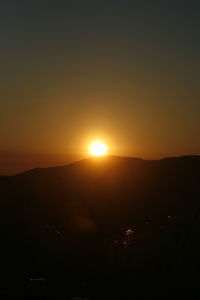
[1,151,200,176]
[1,0,200,174]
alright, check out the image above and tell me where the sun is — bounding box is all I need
[89,141,108,156]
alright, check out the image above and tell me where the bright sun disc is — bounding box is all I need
[89,141,108,156]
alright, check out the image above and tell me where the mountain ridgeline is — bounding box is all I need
[2,155,200,230]
[1,155,200,297]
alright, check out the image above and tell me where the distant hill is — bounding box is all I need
[1,155,200,296]
[0,150,84,175]
[2,155,200,231]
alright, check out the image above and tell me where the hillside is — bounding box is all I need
[1,155,200,297]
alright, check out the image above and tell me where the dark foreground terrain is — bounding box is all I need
[1,155,200,298]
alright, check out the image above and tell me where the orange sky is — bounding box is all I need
[1,1,200,174]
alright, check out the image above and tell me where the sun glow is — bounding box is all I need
[89,141,108,156]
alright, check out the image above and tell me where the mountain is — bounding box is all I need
[3,155,200,230]
[1,155,200,297]
[0,150,84,175]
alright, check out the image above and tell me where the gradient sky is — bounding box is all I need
[1,0,200,173]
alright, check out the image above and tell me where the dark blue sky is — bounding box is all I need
[1,0,200,166]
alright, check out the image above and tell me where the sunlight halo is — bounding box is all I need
[89,141,108,156]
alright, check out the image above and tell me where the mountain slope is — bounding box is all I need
[2,155,200,231]
[1,155,200,296]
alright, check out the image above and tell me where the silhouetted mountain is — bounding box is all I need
[1,155,200,297]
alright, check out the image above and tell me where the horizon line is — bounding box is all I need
[1,154,200,177]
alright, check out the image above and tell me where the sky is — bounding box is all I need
[0,0,200,174]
